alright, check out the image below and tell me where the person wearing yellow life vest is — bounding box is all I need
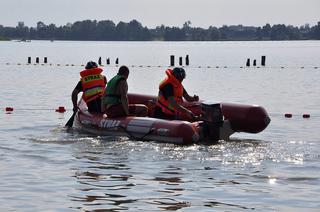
[72,61,107,113]
[102,66,148,117]
[154,67,199,120]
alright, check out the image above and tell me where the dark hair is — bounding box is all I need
[85,61,98,69]
[117,66,129,76]
[172,67,186,80]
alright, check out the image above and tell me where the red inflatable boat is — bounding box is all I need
[74,93,271,144]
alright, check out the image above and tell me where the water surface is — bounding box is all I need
[1,41,320,211]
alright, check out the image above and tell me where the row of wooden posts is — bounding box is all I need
[246,56,266,67]
[27,55,265,67]
[98,57,119,65]
[27,55,189,66]
[95,55,189,66]
[170,55,190,66]
[28,57,48,64]
[27,57,119,65]
[86,55,189,66]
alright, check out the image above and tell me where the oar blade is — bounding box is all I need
[65,112,76,128]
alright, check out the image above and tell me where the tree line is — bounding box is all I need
[0,19,320,41]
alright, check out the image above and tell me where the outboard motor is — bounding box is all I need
[201,102,224,141]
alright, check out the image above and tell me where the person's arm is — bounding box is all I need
[71,88,80,113]
[118,80,129,115]
[183,88,199,102]
[167,96,194,119]
[72,81,82,112]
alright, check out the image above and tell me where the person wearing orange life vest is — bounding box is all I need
[154,67,199,120]
[71,61,107,113]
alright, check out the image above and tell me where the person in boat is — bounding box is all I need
[154,67,199,120]
[102,65,148,118]
[72,61,107,113]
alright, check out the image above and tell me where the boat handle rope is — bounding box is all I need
[118,125,156,140]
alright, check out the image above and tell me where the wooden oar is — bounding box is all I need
[65,111,76,128]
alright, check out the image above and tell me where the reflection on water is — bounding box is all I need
[52,135,319,211]
[70,149,135,211]
[64,138,245,211]
[1,129,318,211]
[204,200,254,210]
[146,198,191,210]
[3,125,318,211]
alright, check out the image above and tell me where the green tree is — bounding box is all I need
[262,24,271,39]
[311,22,320,39]
[115,21,128,40]
[96,20,116,40]
[270,24,289,40]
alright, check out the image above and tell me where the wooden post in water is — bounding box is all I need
[179,57,183,66]
[106,58,110,65]
[36,57,39,64]
[28,57,31,64]
[98,57,102,66]
[261,56,266,66]
[185,55,189,66]
[44,57,47,64]
[246,58,250,67]
[253,59,256,66]
[170,55,175,66]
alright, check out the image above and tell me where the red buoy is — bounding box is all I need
[55,106,66,113]
[284,113,292,118]
[302,114,310,118]
[5,107,14,112]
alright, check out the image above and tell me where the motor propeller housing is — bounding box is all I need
[201,102,224,141]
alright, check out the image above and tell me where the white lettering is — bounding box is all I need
[99,119,121,129]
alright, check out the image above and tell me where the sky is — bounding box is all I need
[0,0,319,28]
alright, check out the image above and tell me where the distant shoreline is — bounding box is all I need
[0,37,10,41]
[1,19,319,41]
[2,38,319,42]
[3,39,320,42]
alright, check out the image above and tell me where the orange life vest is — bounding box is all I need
[156,69,184,115]
[80,67,106,103]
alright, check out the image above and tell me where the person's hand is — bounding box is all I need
[193,114,202,121]
[193,95,199,102]
[73,106,79,113]
[186,110,195,120]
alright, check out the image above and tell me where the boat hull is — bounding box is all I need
[75,110,202,145]
[128,93,271,133]
[74,93,270,144]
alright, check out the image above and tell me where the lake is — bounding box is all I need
[1,40,320,211]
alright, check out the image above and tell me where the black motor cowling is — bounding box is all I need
[201,102,224,141]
